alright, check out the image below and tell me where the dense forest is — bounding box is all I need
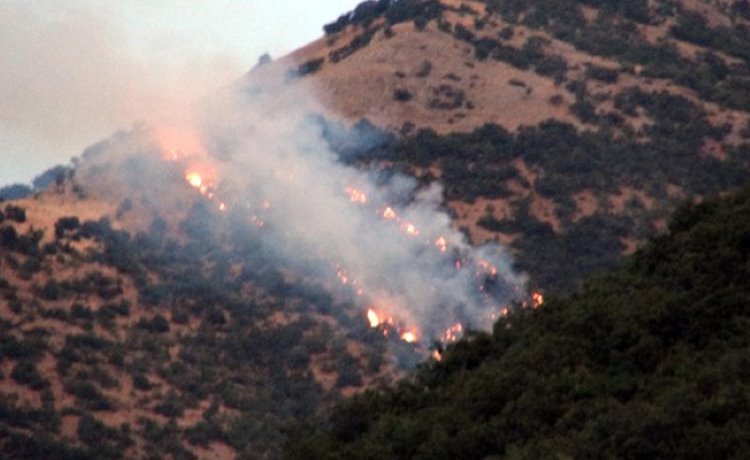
[288,185,750,459]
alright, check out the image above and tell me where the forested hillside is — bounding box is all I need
[3,0,750,458]
[289,185,750,459]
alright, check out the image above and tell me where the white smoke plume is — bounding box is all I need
[159,79,528,342]
[74,62,527,343]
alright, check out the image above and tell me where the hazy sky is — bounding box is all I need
[0,0,360,186]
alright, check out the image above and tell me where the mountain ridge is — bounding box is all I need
[253,0,750,138]
[244,0,750,292]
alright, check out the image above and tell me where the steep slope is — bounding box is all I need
[259,0,750,136]
[251,0,750,292]
[4,0,750,458]
[289,185,750,460]
[0,167,407,459]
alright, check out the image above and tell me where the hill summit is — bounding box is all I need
[249,0,750,292]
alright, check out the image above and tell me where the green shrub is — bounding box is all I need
[55,217,81,239]
[11,360,48,390]
[585,64,619,83]
[4,205,26,223]
[394,89,413,102]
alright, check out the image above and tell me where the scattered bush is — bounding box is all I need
[38,280,64,301]
[11,360,48,390]
[415,60,432,78]
[132,373,151,391]
[393,89,413,102]
[586,64,620,83]
[66,381,113,411]
[54,217,81,240]
[4,205,26,223]
[549,94,565,105]
[330,28,379,62]
[137,314,170,334]
[287,58,326,81]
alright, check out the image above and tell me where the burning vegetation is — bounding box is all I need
[153,122,539,350]
[290,187,750,460]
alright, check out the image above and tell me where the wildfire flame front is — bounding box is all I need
[435,236,448,253]
[532,292,544,308]
[186,172,203,189]
[367,309,380,328]
[345,187,368,204]
[383,207,397,220]
[401,331,417,343]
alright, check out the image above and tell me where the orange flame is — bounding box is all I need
[479,260,498,276]
[402,223,420,237]
[383,207,397,220]
[156,126,205,161]
[337,269,350,285]
[184,163,230,216]
[345,187,368,204]
[435,236,448,253]
[365,306,418,344]
[184,162,217,196]
[186,172,203,189]
[367,309,381,328]
[401,330,417,343]
[441,323,464,342]
[532,292,544,309]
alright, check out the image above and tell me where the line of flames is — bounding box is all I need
[341,187,545,349]
[163,135,543,350]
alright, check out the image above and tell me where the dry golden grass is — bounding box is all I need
[14,189,114,242]
[248,16,580,135]
[242,0,750,155]
[448,198,516,245]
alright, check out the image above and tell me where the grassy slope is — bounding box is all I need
[266,0,750,293]
[0,179,403,459]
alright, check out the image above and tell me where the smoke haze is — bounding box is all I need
[76,71,526,343]
[10,0,526,343]
[0,0,362,186]
[200,87,526,339]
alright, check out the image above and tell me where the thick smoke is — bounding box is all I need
[71,57,526,343]
[0,1,247,186]
[168,82,528,341]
